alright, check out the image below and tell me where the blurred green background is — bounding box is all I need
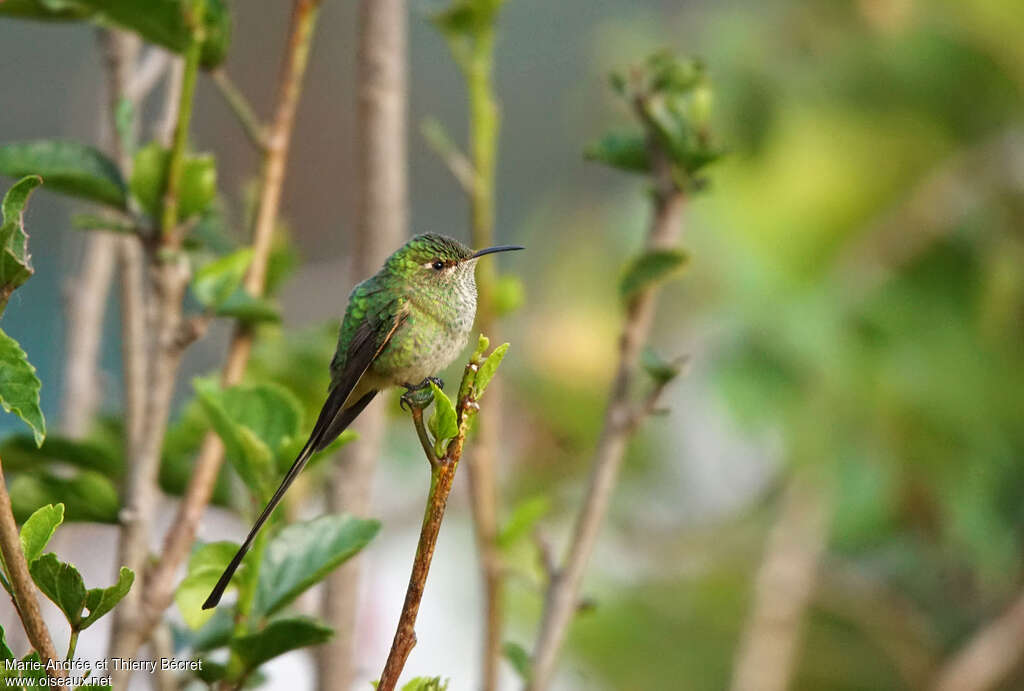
[2,0,1024,688]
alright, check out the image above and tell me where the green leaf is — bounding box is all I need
[502,641,531,682]
[0,328,45,446]
[8,471,119,524]
[193,378,303,499]
[0,140,126,208]
[176,541,238,630]
[130,142,216,221]
[29,553,87,628]
[229,616,333,671]
[214,289,280,323]
[0,433,121,477]
[427,382,458,456]
[619,248,689,301]
[255,514,381,618]
[401,677,450,691]
[19,503,63,565]
[584,132,649,172]
[641,348,686,386]
[0,0,92,21]
[432,0,504,40]
[0,176,42,314]
[80,567,133,629]
[72,0,231,69]
[475,343,509,399]
[496,495,550,550]
[191,248,254,307]
[0,624,13,662]
[72,213,135,235]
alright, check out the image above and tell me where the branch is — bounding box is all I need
[136,0,324,648]
[377,352,490,691]
[0,455,67,689]
[420,117,475,194]
[211,68,269,151]
[126,47,171,102]
[932,589,1024,691]
[320,0,408,687]
[527,91,688,691]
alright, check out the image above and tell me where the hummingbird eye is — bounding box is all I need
[431,260,445,271]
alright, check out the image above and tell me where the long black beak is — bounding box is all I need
[470,244,525,259]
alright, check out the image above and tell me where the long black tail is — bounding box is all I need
[201,389,377,609]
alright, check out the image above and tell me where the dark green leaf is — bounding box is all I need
[80,567,134,629]
[0,624,13,662]
[502,641,531,682]
[8,470,119,524]
[130,142,216,221]
[191,248,254,307]
[0,0,92,20]
[475,343,509,399]
[214,289,280,323]
[619,248,689,301]
[229,616,333,671]
[0,176,41,314]
[427,382,458,456]
[641,348,686,385]
[19,503,63,565]
[0,140,126,208]
[496,495,549,550]
[401,678,450,691]
[584,132,649,172]
[72,0,231,69]
[255,514,380,618]
[0,328,45,446]
[29,553,87,628]
[0,433,121,477]
[72,213,135,235]
[176,542,237,629]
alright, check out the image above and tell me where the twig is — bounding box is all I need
[730,473,831,691]
[0,455,67,689]
[420,118,475,194]
[108,5,206,677]
[320,1,407,687]
[377,360,483,691]
[932,589,1024,691]
[126,47,171,103]
[211,68,268,151]
[136,0,324,647]
[526,92,688,691]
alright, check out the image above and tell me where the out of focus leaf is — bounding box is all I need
[19,503,63,565]
[72,213,135,235]
[494,274,525,316]
[619,248,689,301]
[0,328,45,447]
[502,641,531,682]
[176,541,238,630]
[475,342,509,399]
[0,433,121,477]
[584,132,649,172]
[0,176,41,314]
[0,0,92,20]
[432,0,504,40]
[72,0,231,69]
[9,471,119,524]
[194,381,275,499]
[427,382,458,456]
[641,348,685,386]
[80,567,134,629]
[401,678,450,691]
[254,514,381,618]
[497,495,550,550]
[0,140,126,208]
[229,617,333,671]
[214,289,280,323]
[192,248,253,307]
[131,143,216,221]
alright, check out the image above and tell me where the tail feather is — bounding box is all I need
[201,389,378,610]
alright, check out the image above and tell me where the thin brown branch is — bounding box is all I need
[211,68,269,151]
[125,47,171,103]
[134,0,324,649]
[377,363,481,691]
[932,589,1024,691]
[527,95,687,691]
[730,473,831,691]
[319,0,407,687]
[0,455,67,689]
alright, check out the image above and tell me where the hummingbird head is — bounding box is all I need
[385,233,524,295]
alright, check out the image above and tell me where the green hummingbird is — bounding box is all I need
[203,233,523,609]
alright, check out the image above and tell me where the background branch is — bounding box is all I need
[319,0,407,687]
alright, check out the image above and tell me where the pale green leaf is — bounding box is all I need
[427,382,458,456]
[19,503,64,565]
[475,342,509,399]
[502,641,531,682]
[176,542,238,630]
[191,248,254,307]
[0,328,45,446]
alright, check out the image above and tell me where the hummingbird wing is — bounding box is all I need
[202,291,407,610]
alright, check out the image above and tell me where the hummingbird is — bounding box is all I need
[202,233,523,609]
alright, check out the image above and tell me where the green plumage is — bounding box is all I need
[203,233,522,610]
